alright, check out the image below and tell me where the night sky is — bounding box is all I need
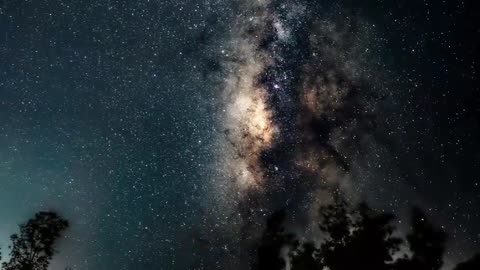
[0,0,479,270]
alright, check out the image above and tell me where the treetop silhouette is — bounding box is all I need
[255,196,470,270]
[2,211,69,270]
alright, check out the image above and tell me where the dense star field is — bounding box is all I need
[0,0,479,270]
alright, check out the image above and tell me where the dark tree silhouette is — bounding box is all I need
[394,207,447,270]
[338,203,402,270]
[291,198,402,270]
[454,253,480,270]
[256,197,477,270]
[290,242,320,270]
[314,199,402,270]
[291,194,352,270]
[284,195,403,270]
[255,209,295,270]
[2,211,69,270]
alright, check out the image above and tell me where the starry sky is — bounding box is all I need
[0,0,479,270]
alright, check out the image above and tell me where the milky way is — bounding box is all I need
[206,0,388,267]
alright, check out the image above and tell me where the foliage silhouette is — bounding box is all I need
[2,211,69,270]
[453,253,480,270]
[255,209,296,270]
[394,207,448,270]
[320,202,402,270]
[255,196,460,270]
[289,242,320,270]
[291,196,402,270]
